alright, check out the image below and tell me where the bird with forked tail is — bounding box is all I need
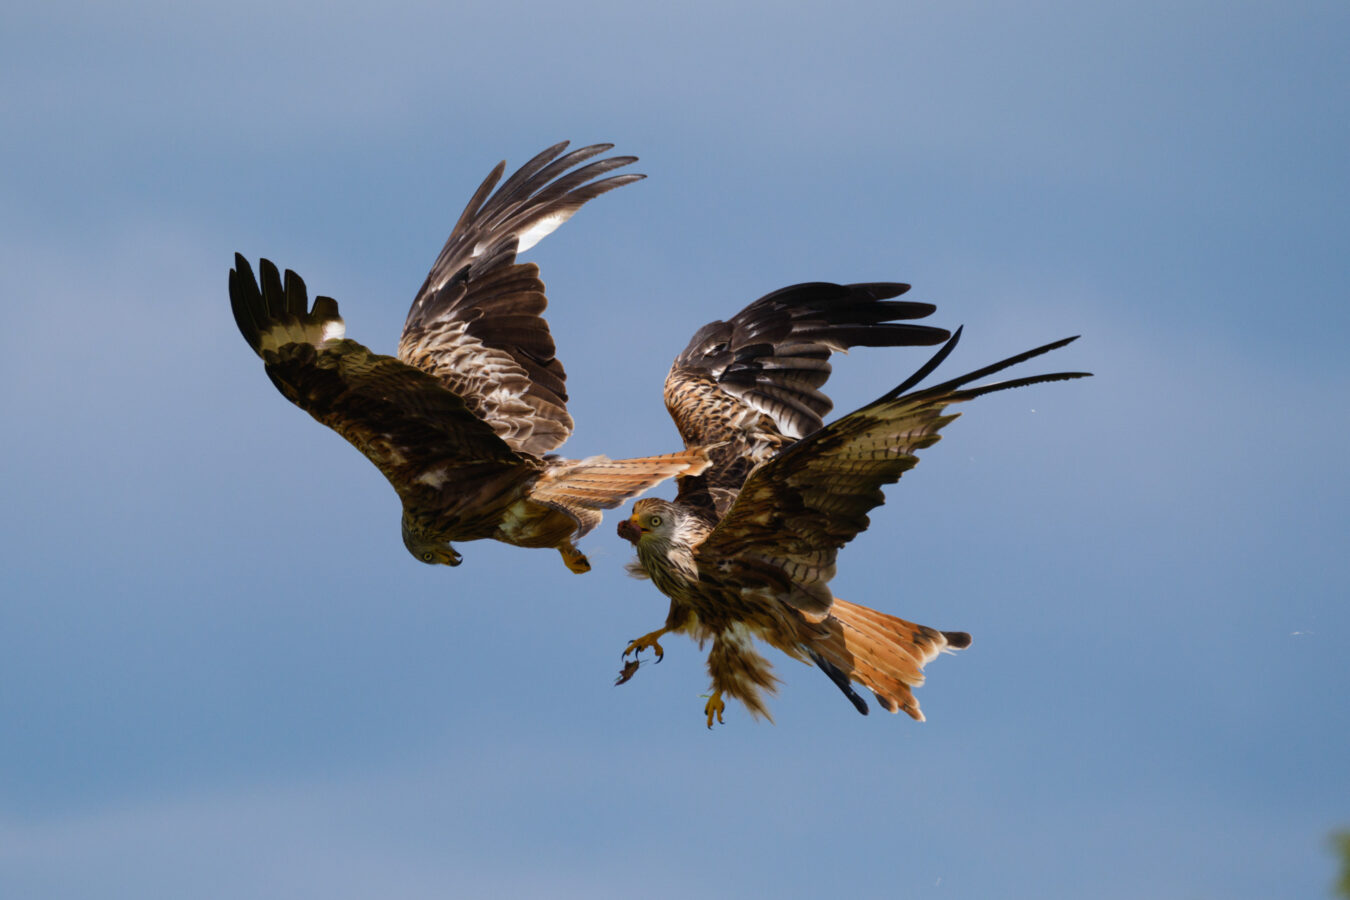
[617,301,1090,726]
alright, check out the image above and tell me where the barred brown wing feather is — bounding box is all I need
[397,142,644,458]
[694,402,955,618]
[664,281,949,516]
[667,281,949,444]
[399,261,572,457]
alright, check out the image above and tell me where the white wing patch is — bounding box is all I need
[321,319,346,344]
[258,315,346,354]
[516,210,575,254]
[461,206,575,262]
[414,466,451,489]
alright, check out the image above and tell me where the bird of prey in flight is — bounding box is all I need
[230,142,709,573]
[617,286,1089,726]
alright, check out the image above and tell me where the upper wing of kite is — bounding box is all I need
[695,329,1091,618]
[398,142,644,458]
[662,282,950,516]
[230,255,525,499]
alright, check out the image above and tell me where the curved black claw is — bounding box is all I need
[622,629,668,663]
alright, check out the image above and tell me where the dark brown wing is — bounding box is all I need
[398,142,644,458]
[231,256,526,501]
[663,282,950,517]
[695,328,1091,617]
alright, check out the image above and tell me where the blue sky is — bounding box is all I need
[2,1,1347,897]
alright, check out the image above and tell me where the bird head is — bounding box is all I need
[401,512,463,567]
[618,498,677,545]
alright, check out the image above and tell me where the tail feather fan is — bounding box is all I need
[811,598,969,721]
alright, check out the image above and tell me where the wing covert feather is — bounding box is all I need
[664,281,949,516]
[398,142,643,457]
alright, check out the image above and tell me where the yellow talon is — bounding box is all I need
[704,690,725,728]
[559,543,591,574]
[623,627,669,662]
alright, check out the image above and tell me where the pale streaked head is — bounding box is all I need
[401,511,463,567]
[617,498,678,545]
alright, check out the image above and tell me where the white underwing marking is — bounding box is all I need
[516,211,572,254]
[414,467,450,489]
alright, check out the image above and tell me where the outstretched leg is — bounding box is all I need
[622,626,671,662]
[615,626,672,686]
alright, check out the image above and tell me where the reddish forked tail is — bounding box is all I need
[811,598,971,721]
[532,447,712,513]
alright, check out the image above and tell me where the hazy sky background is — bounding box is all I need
[3,1,1347,897]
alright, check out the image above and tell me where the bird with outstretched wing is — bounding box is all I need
[231,142,710,573]
[617,289,1090,726]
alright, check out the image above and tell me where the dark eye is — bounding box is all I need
[423,552,434,561]
[650,515,663,527]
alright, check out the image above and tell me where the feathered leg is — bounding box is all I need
[704,625,779,727]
